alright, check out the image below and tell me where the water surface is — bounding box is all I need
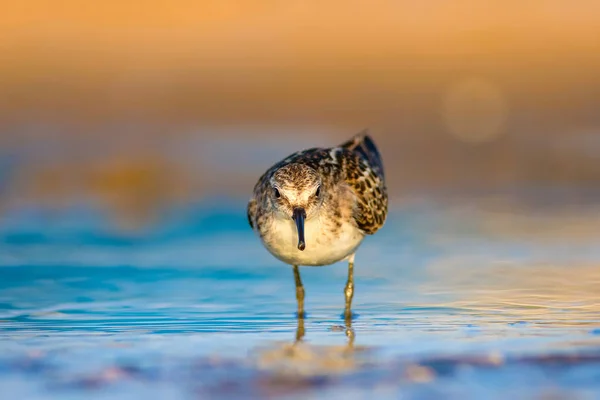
[1,201,599,399]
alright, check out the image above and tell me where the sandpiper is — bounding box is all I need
[247,131,388,319]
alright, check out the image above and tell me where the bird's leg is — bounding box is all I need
[293,265,306,319]
[344,254,355,320]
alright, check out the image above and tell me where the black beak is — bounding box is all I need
[292,208,306,251]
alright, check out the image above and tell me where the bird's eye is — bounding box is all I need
[274,188,281,198]
[315,185,321,197]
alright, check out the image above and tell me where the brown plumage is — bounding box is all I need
[247,130,388,318]
[248,132,387,236]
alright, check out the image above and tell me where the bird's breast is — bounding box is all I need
[259,214,364,266]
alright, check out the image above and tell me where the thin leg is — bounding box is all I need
[344,254,355,320]
[293,265,305,319]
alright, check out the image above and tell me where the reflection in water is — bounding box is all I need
[293,312,354,347]
[257,314,360,382]
[295,315,305,343]
[344,315,355,348]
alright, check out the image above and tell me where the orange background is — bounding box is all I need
[1,2,600,223]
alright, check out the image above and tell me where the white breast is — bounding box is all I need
[260,214,364,266]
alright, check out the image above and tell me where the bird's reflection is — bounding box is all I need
[293,289,355,346]
[295,315,305,342]
[254,311,360,375]
[345,314,355,347]
[294,312,355,348]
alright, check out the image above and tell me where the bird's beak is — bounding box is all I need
[292,208,306,251]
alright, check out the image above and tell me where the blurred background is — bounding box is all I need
[2,1,600,228]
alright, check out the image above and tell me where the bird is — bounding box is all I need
[247,130,388,320]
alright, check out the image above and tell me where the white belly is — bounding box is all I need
[260,215,364,266]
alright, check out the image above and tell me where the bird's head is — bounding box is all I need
[269,163,323,251]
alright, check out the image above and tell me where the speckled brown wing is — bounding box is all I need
[340,130,385,179]
[340,133,388,234]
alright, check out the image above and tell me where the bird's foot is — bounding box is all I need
[341,310,359,320]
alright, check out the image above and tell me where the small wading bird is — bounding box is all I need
[247,131,388,322]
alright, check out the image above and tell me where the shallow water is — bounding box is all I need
[1,201,600,399]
